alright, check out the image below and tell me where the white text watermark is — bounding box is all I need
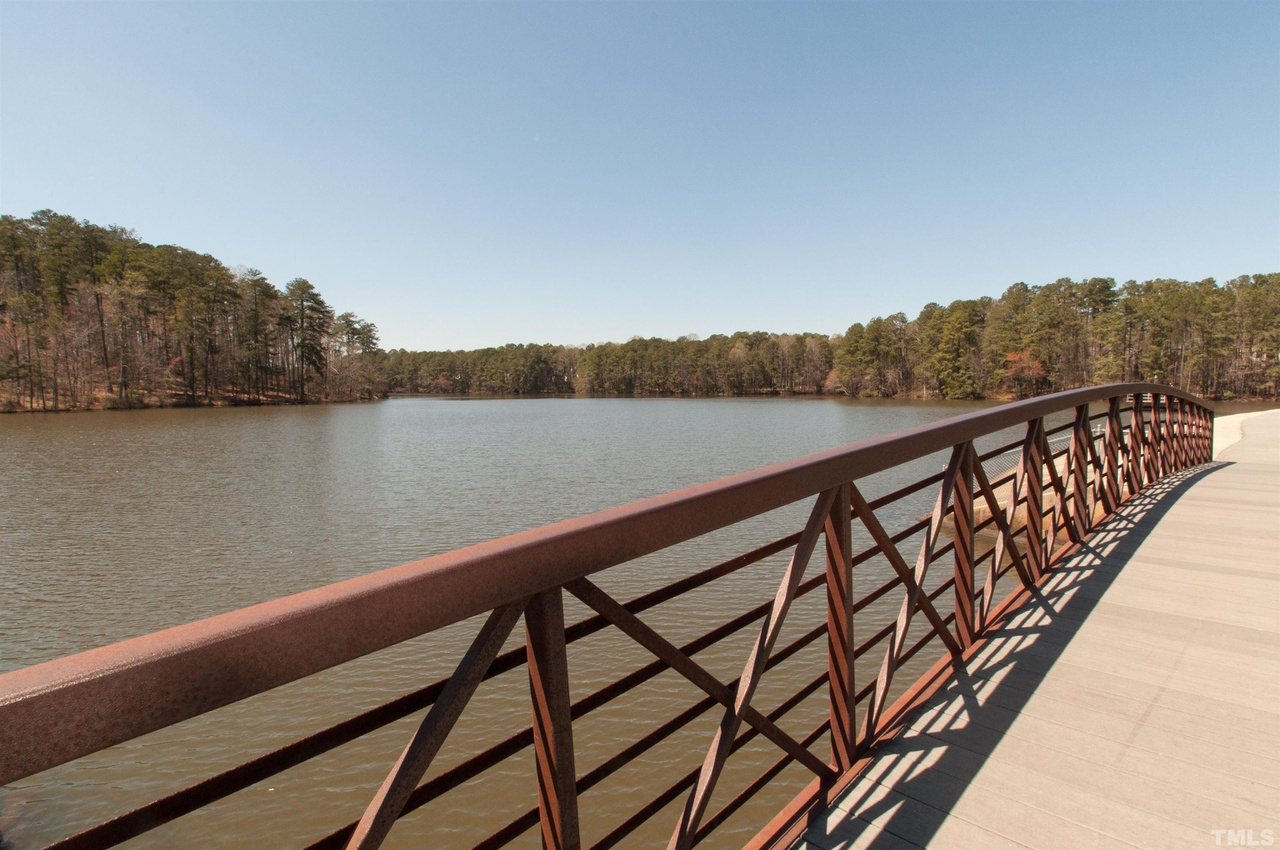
[1211,829,1276,847]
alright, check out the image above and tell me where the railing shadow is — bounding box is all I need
[802,461,1229,849]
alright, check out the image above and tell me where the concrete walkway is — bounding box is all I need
[797,410,1280,850]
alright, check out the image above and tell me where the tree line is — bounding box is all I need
[834,274,1280,400]
[382,331,838,397]
[387,274,1278,400]
[1,211,383,411]
[3,211,1276,412]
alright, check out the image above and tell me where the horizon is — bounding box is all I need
[7,205,1273,353]
[3,1,1278,351]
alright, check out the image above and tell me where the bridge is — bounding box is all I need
[790,409,1280,849]
[0,385,1275,849]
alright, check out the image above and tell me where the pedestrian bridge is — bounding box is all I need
[792,409,1280,849]
[1,385,1275,850]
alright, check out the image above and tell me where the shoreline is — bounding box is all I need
[5,391,1279,416]
[5,394,1274,417]
[0,395,385,416]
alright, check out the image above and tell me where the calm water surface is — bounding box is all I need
[1,397,1014,849]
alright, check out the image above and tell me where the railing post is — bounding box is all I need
[825,482,856,769]
[1176,398,1190,469]
[1022,419,1046,582]
[1125,394,1143,497]
[1119,400,1130,498]
[1192,401,1203,460]
[526,589,580,850]
[1103,396,1122,515]
[1069,404,1092,534]
[1199,403,1209,463]
[1140,392,1157,488]
[1203,404,1214,463]
[1176,400,1187,467]
[1184,399,1193,467]
[952,443,977,649]
[1149,393,1164,481]
[1194,403,1206,464]
[1198,402,1207,463]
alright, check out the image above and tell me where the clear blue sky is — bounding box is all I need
[2,1,1277,351]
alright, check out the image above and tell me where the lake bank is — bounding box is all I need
[8,387,1278,415]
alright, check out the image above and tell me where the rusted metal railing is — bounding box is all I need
[0,384,1214,849]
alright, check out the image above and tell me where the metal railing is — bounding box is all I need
[0,384,1214,850]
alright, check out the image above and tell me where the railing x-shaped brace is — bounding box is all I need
[660,487,839,850]
[317,398,1216,850]
[0,385,1216,850]
[346,592,584,850]
[345,602,529,850]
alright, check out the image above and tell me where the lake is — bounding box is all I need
[0,396,1075,849]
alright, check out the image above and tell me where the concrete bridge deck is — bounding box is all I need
[797,410,1280,850]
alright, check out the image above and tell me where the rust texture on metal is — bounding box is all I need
[345,603,526,850]
[667,487,837,850]
[745,391,1214,850]
[824,482,856,773]
[0,383,1214,850]
[525,589,581,850]
[951,443,977,649]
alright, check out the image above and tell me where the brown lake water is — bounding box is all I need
[0,396,1059,849]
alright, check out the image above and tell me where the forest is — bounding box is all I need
[385,274,1279,401]
[1,211,383,411]
[3,210,1277,412]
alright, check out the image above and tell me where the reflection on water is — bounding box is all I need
[1,397,1026,849]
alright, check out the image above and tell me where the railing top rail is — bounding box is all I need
[0,382,1209,785]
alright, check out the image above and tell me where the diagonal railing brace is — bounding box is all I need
[345,602,526,850]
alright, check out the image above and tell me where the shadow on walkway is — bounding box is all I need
[805,461,1230,849]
